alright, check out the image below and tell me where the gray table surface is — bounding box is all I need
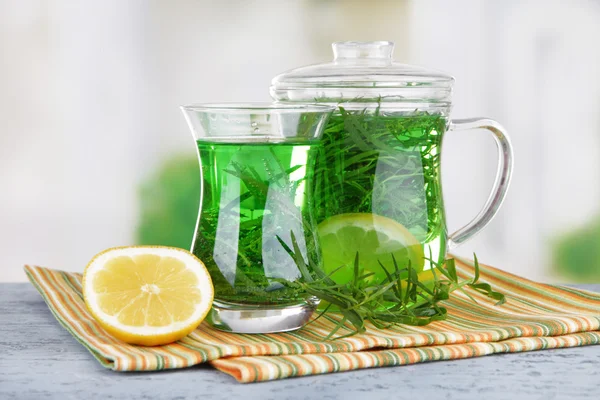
[1,283,600,400]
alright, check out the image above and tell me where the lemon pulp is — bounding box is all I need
[317,213,426,285]
[82,246,214,346]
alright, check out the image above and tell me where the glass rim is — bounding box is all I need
[333,40,394,46]
[180,102,335,114]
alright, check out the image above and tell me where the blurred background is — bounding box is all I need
[1,0,599,282]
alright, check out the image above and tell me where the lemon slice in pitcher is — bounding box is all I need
[82,246,213,346]
[317,213,425,285]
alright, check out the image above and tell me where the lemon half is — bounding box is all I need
[82,246,213,346]
[317,213,425,285]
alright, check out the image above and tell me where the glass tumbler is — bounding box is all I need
[180,103,334,333]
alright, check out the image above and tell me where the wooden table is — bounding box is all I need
[2,283,600,399]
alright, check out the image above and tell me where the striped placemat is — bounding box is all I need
[24,259,600,383]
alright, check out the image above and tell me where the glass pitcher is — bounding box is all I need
[181,103,334,333]
[270,41,513,283]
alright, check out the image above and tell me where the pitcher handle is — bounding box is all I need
[447,118,514,249]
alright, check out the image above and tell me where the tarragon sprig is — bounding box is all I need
[276,232,505,340]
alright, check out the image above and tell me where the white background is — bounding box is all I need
[1,0,599,282]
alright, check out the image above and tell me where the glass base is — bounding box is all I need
[207,299,318,333]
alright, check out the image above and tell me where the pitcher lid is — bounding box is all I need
[270,41,454,105]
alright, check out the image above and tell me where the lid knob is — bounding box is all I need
[332,41,394,61]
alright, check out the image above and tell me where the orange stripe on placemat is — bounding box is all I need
[25,267,127,354]
[24,260,600,382]
[211,331,600,382]
[455,259,600,312]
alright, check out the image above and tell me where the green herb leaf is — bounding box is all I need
[277,230,505,340]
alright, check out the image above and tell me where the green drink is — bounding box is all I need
[271,41,513,288]
[181,103,333,333]
[314,110,448,280]
[192,141,320,304]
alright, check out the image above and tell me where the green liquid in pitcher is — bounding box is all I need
[314,109,448,280]
[193,141,320,305]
